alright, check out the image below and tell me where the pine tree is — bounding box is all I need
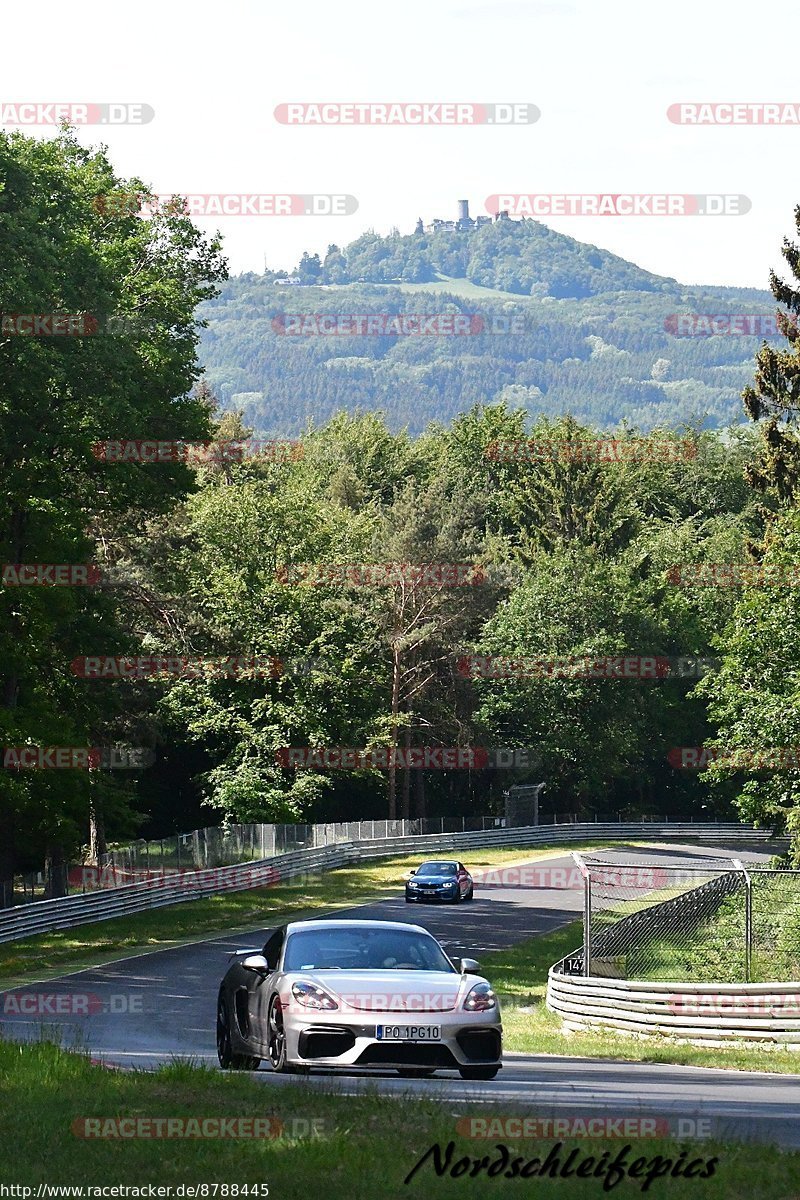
[743,204,800,506]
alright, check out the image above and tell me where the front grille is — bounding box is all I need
[456,1029,502,1062]
[298,1027,356,1059]
[357,1042,458,1068]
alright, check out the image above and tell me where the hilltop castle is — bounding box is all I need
[415,199,512,234]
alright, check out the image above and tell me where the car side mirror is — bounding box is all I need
[459,957,481,974]
[241,954,270,974]
[408,869,416,875]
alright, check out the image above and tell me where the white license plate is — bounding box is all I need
[376,1024,441,1041]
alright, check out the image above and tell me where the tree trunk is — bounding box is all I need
[0,800,16,908]
[414,764,426,819]
[44,843,67,898]
[388,646,401,819]
[0,507,27,905]
[88,787,107,865]
[401,724,411,819]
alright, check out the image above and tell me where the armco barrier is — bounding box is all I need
[546,972,800,1049]
[0,822,780,944]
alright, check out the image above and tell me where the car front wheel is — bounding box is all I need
[216,992,260,1071]
[266,996,306,1074]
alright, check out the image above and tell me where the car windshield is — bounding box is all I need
[283,926,457,973]
[416,861,457,876]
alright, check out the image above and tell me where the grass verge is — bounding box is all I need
[1,1040,798,1197]
[492,920,800,1074]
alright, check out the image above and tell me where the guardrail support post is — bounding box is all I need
[572,852,591,976]
[733,858,752,982]
[583,874,591,976]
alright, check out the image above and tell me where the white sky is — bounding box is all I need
[2,0,797,288]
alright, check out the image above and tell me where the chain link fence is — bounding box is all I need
[561,854,800,984]
[0,815,509,904]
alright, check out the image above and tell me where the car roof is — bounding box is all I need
[285,918,432,935]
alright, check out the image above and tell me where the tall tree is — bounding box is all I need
[0,131,226,897]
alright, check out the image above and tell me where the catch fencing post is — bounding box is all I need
[573,852,591,976]
[733,858,752,982]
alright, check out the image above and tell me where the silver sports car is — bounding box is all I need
[216,918,502,1078]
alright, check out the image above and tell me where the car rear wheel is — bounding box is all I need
[464,885,474,901]
[459,1065,500,1080]
[216,993,260,1071]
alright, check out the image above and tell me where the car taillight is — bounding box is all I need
[463,982,497,1012]
[291,981,339,1010]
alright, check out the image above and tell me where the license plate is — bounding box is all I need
[376,1025,441,1041]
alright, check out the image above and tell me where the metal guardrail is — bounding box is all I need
[0,822,780,944]
[546,971,800,1048]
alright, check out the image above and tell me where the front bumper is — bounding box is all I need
[405,886,459,902]
[285,1012,502,1070]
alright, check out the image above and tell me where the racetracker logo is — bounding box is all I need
[273,102,540,125]
[484,193,751,216]
[284,989,461,1014]
[472,865,669,890]
[1,564,102,586]
[71,656,283,680]
[92,193,358,217]
[66,863,284,891]
[668,992,800,1015]
[71,1117,325,1139]
[270,313,522,335]
[92,439,303,463]
[664,314,794,337]
[2,746,154,770]
[0,102,154,125]
[275,746,538,769]
[666,563,800,587]
[455,1116,713,1140]
[668,746,800,769]
[486,437,697,463]
[2,991,143,1015]
[457,655,718,680]
[668,103,800,125]
[1,313,97,336]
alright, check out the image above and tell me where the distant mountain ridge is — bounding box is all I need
[264,206,682,298]
[198,213,775,436]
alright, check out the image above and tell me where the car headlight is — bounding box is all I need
[291,981,339,1010]
[463,982,497,1012]
[408,880,419,888]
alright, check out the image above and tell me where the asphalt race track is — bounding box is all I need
[4,841,800,1148]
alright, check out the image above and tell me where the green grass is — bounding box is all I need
[1,1040,799,1197]
[0,844,612,992]
[491,921,800,1074]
